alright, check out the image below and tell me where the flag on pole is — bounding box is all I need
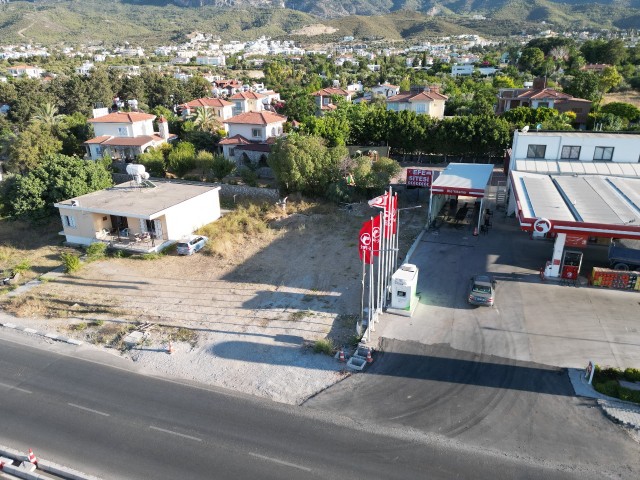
[358,218,377,264]
[383,191,397,238]
[368,192,389,209]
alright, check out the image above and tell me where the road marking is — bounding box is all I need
[249,452,312,472]
[68,403,110,417]
[0,381,32,394]
[149,426,202,442]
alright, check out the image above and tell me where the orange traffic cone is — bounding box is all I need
[338,348,346,362]
[167,342,174,354]
[366,349,373,364]
[28,448,37,466]
[473,227,479,237]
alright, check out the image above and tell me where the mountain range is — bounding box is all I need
[0,0,638,46]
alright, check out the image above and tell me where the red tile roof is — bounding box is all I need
[88,111,156,123]
[230,91,266,100]
[224,111,287,125]
[184,97,233,108]
[84,135,112,145]
[83,135,171,147]
[219,134,252,146]
[311,88,351,97]
[516,88,573,100]
[387,90,448,103]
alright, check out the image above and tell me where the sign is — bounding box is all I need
[406,168,434,188]
[565,234,588,248]
[584,360,595,385]
[533,217,552,234]
[561,265,579,280]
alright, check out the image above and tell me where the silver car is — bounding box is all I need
[176,235,208,256]
[467,275,496,307]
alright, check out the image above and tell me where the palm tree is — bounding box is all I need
[31,102,65,126]
[188,106,219,132]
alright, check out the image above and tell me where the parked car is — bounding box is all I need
[176,235,208,255]
[467,275,496,307]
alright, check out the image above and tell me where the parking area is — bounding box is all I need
[375,210,640,369]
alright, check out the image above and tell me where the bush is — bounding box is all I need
[624,368,640,383]
[11,260,31,275]
[167,142,196,177]
[211,154,236,181]
[61,252,81,273]
[238,166,258,187]
[137,147,167,177]
[86,242,107,261]
[313,338,334,355]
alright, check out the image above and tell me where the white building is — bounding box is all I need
[7,65,43,78]
[54,180,221,253]
[220,111,287,163]
[372,84,400,98]
[451,64,474,77]
[76,62,94,76]
[196,55,226,66]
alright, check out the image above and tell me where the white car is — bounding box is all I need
[176,235,208,256]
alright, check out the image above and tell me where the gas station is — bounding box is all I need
[509,170,640,279]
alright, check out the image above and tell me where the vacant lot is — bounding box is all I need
[1,198,427,403]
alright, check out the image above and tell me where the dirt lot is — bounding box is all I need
[0,198,426,404]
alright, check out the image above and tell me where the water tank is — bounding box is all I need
[126,164,146,176]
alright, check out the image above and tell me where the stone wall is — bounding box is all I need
[218,183,279,202]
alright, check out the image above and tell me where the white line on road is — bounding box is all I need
[249,452,312,472]
[149,426,202,442]
[0,381,32,394]
[68,403,110,417]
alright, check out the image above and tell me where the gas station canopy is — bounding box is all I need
[431,163,494,198]
[511,170,640,239]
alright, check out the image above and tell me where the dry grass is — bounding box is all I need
[1,292,121,319]
[603,92,640,108]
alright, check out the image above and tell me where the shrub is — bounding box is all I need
[238,166,258,187]
[211,154,236,181]
[11,260,31,275]
[624,368,640,383]
[167,142,196,177]
[86,242,107,261]
[313,338,334,355]
[61,252,81,273]
[69,322,88,331]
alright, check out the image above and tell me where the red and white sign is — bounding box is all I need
[565,234,588,248]
[533,218,552,234]
[406,168,434,188]
[358,216,380,264]
[430,186,486,197]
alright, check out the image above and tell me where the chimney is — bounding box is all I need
[158,116,169,140]
[532,77,546,90]
[429,85,440,94]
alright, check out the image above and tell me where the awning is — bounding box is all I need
[510,170,640,239]
[430,163,494,198]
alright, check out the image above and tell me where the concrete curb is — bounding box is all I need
[402,225,428,266]
[0,322,82,346]
[568,368,640,430]
[0,445,101,480]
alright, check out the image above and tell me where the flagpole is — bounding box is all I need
[377,211,384,316]
[367,217,373,341]
[384,186,393,308]
[393,192,399,272]
[361,248,365,325]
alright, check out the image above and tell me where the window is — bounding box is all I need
[416,104,426,113]
[62,215,76,228]
[594,146,614,161]
[252,128,261,138]
[561,146,581,159]
[117,127,128,136]
[537,102,549,108]
[526,144,546,158]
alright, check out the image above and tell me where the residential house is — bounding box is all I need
[196,55,226,66]
[386,86,448,119]
[371,84,400,98]
[180,97,234,123]
[451,64,474,77]
[212,79,243,96]
[495,77,592,126]
[84,110,176,161]
[260,90,281,108]
[7,65,43,78]
[54,179,221,253]
[220,111,287,164]
[76,62,94,76]
[229,91,266,116]
[310,87,352,115]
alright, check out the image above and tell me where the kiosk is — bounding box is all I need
[388,264,420,317]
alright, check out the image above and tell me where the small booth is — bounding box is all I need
[388,264,419,317]
[509,170,640,279]
[428,163,494,232]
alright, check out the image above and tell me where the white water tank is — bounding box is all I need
[126,164,146,176]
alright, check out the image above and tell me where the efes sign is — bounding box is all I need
[406,168,434,188]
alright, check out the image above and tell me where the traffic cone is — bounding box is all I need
[338,348,345,362]
[28,448,37,466]
[366,349,373,364]
[167,342,174,354]
[473,227,479,237]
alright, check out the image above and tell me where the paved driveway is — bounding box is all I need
[375,212,640,369]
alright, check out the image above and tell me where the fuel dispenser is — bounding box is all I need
[560,250,583,282]
[389,264,419,316]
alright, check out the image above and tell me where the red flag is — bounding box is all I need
[391,194,398,234]
[383,193,397,238]
[368,192,389,209]
[359,217,380,264]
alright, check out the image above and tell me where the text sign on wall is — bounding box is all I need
[565,234,588,248]
[406,168,434,188]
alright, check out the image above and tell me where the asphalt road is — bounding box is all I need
[0,332,585,480]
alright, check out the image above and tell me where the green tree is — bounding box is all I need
[188,106,219,132]
[137,146,168,177]
[268,133,346,196]
[600,102,640,122]
[184,76,212,101]
[563,71,600,102]
[518,47,545,74]
[210,154,236,181]
[597,66,623,104]
[167,141,196,177]
[31,101,65,126]
[8,122,63,173]
[8,154,113,219]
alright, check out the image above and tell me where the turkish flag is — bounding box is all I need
[368,192,389,209]
[359,217,380,264]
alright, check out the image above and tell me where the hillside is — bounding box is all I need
[0,0,638,45]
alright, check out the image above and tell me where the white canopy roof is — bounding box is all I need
[431,163,494,198]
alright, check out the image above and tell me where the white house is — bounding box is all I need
[229,91,266,115]
[196,55,226,66]
[84,111,176,161]
[386,86,448,119]
[76,62,94,76]
[7,65,43,78]
[371,84,400,98]
[54,180,221,253]
[181,97,234,122]
[451,64,474,77]
[220,111,287,163]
